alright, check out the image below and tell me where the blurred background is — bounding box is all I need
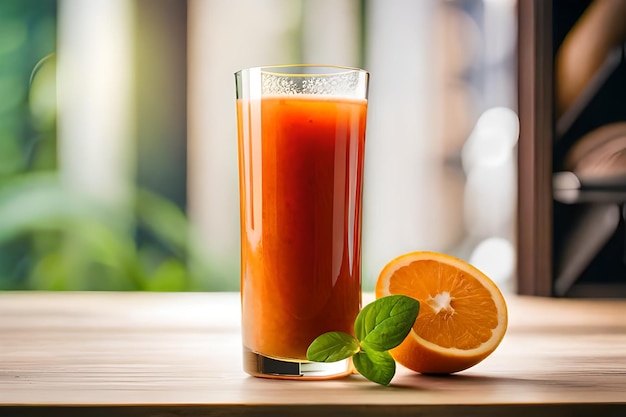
[0,0,518,292]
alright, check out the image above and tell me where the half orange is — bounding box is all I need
[375,251,508,374]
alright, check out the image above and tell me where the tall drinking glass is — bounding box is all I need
[235,65,369,379]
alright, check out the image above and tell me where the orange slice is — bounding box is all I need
[375,251,508,374]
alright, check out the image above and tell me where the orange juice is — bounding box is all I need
[237,95,367,364]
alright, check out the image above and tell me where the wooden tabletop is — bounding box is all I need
[1,291,625,416]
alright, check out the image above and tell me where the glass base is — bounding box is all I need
[243,347,352,380]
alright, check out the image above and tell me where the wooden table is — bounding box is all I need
[1,292,625,416]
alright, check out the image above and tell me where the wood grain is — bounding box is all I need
[1,292,625,416]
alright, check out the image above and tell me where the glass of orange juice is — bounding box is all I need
[235,65,369,379]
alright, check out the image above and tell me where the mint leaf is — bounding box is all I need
[306,331,360,362]
[354,295,419,351]
[305,295,421,386]
[353,349,395,385]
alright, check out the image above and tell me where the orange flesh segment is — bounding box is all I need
[388,259,498,350]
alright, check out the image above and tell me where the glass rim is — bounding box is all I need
[234,64,368,77]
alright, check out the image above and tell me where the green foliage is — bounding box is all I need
[353,349,396,386]
[0,173,207,291]
[0,0,57,178]
[0,0,214,291]
[306,331,360,363]
[306,295,420,385]
[354,294,421,351]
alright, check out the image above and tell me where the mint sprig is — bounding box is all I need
[306,295,419,385]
